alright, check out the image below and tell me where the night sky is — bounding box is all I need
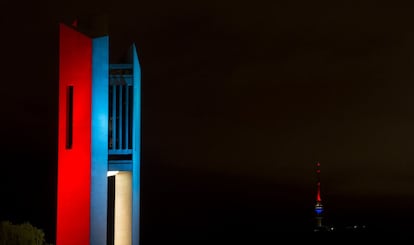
[2,0,414,243]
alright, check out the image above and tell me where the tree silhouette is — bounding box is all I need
[0,220,52,245]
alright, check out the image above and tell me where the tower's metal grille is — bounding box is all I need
[109,65,133,160]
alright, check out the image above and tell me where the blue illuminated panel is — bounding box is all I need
[131,44,141,245]
[90,36,109,245]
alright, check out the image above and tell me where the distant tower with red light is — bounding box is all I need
[315,162,324,228]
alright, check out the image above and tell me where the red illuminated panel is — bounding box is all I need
[57,23,92,245]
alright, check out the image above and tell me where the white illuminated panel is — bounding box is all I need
[107,171,119,177]
[114,171,132,245]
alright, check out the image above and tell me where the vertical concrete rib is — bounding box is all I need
[90,36,109,245]
[131,44,141,245]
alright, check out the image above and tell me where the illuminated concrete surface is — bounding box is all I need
[115,171,132,245]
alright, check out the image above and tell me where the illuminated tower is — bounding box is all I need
[315,162,324,228]
[57,22,141,245]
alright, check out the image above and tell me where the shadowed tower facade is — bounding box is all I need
[56,22,141,245]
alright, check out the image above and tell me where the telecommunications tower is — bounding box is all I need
[315,162,324,228]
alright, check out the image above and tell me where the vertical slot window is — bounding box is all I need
[66,86,74,149]
[109,85,113,149]
[115,86,120,149]
[121,85,127,149]
[107,175,115,245]
[128,86,133,149]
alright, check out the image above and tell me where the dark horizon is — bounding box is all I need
[3,0,414,243]
[3,160,414,243]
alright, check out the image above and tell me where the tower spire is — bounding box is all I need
[316,162,321,202]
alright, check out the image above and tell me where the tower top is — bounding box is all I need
[61,13,109,38]
[316,162,321,202]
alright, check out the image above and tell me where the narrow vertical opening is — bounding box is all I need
[128,86,133,149]
[66,86,73,149]
[107,175,115,245]
[121,85,127,149]
[115,85,120,149]
[108,85,113,149]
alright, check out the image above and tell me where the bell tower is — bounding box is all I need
[57,22,141,245]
